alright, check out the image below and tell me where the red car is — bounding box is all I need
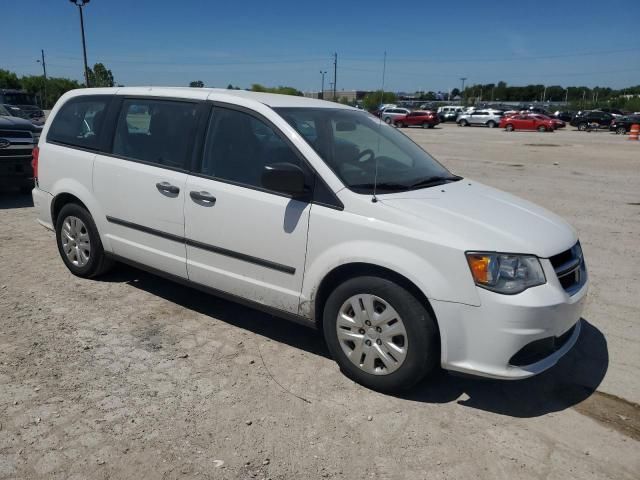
[394,111,440,129]
[500,114,555,132]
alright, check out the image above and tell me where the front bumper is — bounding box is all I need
[432,259,588,379]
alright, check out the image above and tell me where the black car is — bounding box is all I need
[0,89,45,122]
[569,111,615,131]
[609,115,640,135]
[553,111,574,122]
[0,105,43,193]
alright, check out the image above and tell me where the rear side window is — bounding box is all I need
[47,97,109,150]
[112,99,199,169]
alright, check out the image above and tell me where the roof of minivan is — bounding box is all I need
[64,87,353,110]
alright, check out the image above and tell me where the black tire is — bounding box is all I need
[384,117,392,124]
[616,127,626,135]
[427,124,435,129]
[537,125,547,132]
[55,203,113,278]
[505,124,514,132]
[460,120,469,127]
[323,276,439,392]
[487,120,496,128]
[396,122,405,128]
[578,122,587,131]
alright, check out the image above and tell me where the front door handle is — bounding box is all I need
[156,182,180,195]
[190,190,216,204]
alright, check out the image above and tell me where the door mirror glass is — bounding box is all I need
[261,162,306,196]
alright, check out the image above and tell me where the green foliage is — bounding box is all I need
[87,63,114,88]
[20,75,81,109]
[0,69,21,89]
[189,80,205,88]
[249,84,302,96]
[362,91,397,110]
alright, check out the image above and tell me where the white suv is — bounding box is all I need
[32,87,587,391]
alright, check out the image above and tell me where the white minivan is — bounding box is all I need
[32,87,588,391]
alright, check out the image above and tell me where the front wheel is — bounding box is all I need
[487,121,496,128]
[537,125,547,132]
[505,124,514,132]
[323,276,439,392]
[55,203,113,278]
[578,122,587,131]
[616,127,626,135]
[459,120,469,127]
[384,117,392,124]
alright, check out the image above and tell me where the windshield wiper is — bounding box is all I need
[350,182,409,192]
[408,175,462,190]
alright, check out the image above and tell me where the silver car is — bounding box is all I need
[457,110,503,128]
[381,107,411,124]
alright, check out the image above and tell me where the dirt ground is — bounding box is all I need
[1,123,638,479]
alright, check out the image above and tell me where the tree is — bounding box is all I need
[0,69,21,89]
[249,84,302,96]
[87,63,114,88]
[190,80,205,88]
[362,90,397,110]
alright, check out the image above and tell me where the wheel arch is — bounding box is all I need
[51,192,89,226]
[312,262,440,342]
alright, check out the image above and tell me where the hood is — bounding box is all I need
[0,114,40,131]
[379,180,577,258]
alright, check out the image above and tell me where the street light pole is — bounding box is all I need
[70,0,91,87]
[320,71,326,100]
[37,49,47,109]
[460,77,467,105]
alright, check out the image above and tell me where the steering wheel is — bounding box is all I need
[356,149,375,163]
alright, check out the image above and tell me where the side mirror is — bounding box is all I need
[261,162,307,197]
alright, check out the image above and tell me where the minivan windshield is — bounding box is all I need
[276,108,459,193]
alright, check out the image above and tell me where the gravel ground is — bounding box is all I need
[0,123,638,479]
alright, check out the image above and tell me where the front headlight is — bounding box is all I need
[466,252,546,294]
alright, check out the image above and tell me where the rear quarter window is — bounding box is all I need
[47,96,110,150]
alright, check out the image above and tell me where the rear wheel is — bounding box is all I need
[459,119,469,127]
[578,122,587,131]
[505,124,514,132]
[323,276,439,392]
[395,122,405,128]
[487,120,496,128]
[616,126,626,135]
[384,117,392,124]
[537,125,547,132]
[55,203,113,278]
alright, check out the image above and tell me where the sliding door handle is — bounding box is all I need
[190,190,216,204]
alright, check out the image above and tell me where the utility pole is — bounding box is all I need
[542,86,547,103]
[37,49,47,109]
[319,71,326,100]
[460,77,467,105]
[332,52,337,101]
[565,89,568,105]
[70,0,91,87]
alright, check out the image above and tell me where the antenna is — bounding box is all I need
[372,51,387,203]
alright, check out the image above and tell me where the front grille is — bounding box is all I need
[0,130,33,139]
[550,242,586,295]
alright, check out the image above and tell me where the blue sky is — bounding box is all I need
[2,0,639,92]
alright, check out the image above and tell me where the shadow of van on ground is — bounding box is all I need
[101,265,608,418]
